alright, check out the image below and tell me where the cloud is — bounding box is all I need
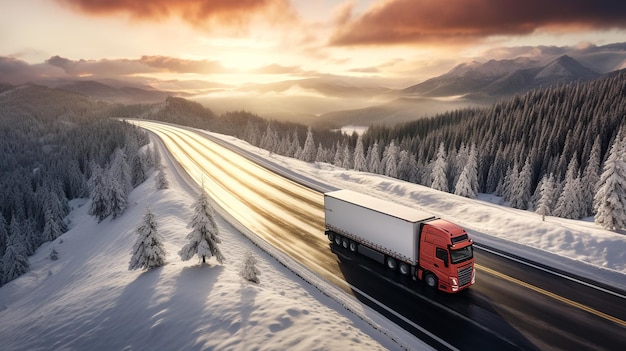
[139,56,228,74]
[330,0,626,46]
[0,57,65,84]
[57,0,296,30]
[251,64,303,74]
[45,55,231,76]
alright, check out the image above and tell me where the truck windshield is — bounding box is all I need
[450,245,473,264]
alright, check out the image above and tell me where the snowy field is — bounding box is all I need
[0,138,426,351]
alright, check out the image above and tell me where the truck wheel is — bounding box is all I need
[334,235,342,246]
[342,238,349,249]
[327,232,335,242]
[424,273,438,289]
[386,257,397,270]
[399,263,410,275]
[349,241,358,252]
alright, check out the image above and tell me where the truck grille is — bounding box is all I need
[458,265,473,286]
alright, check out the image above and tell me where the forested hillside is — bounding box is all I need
[0,85,154,285]
[136,70,626,228]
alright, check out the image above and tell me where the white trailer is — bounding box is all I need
[324,189,436,272]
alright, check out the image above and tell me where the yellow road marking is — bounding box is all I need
[476,264,626,327]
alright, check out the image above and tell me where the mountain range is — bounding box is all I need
[402,55,600,99]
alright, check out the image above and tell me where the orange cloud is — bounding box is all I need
[58,0,295,29]
[330,0,626,46]
[45,55,231,76]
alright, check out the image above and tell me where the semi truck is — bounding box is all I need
[324,189,475,293]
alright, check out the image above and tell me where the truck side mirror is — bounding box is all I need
[443,255,449,267]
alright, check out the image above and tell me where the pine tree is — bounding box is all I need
[240,250,261,283]
[0,213,8,258]
[341,143,352,169]
[431,143,449,192]
[582,136,601,217]
[88,163,111,222]
[510,158,533,210]
[42,208,62,242]
[108,175,128,219]
[536,174,557,220]
[382,141,398,178]
[353,135,367,171]
[594,128,626,230]
[2,243,29,284]
[155,168,169,190]
[454,145,479,198]
[315,143,327,163]
[109,148,132,196]
[49,248,59,261]
[129,207,167,270]
[179,192,224,264]
[300,127,316,162]
[333,141,343,166]
[366,142,381,174]
[554,157,584,219]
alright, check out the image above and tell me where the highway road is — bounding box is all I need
[134,120,626,351]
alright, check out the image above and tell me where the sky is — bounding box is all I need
[2,0,626,88]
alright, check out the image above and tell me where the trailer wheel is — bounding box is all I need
[327,231,335,242]
[399,263,410,275]
[349,241,358,252]
[386,257,397,270]
[342,238,349,249]
[424,272,438,289]
[334,235,342,246]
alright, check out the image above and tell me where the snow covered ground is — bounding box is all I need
[2,124,625,351]
[0,140,428,350]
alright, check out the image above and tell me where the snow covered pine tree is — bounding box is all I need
[129,207,167,270]
[594,127,626,231]
[179,192,224,264]
[240,250,261,283]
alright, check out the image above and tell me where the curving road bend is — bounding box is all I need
[134,120,626,351]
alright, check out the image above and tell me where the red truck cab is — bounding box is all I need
[418,219,475,292]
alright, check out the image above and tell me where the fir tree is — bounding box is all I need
[382,141,398,178]
[594,128,626,230]
[240,250,261,283]
[510,158,533,210]
[300,127,316,162]
[554,157,584,219]
[88,163,111,222]
[49,248,59,261]
[0,213,8,257]
[315,143,327,163]
[155,168,169,190]
[179,192,224,264]
[431,143,449,192]
[109,148,132,196]
[129,207,167,270]
[333,141,343,166]
[536,174,557,220]
[353,135,367,171]
[2,243,29,284]
[366,142,381,174]
[341,143,352,169]
[42,208,62,242]
[582,136,601,217]
[454,145,479,198]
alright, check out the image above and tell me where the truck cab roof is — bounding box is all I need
[426,219,469,242]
